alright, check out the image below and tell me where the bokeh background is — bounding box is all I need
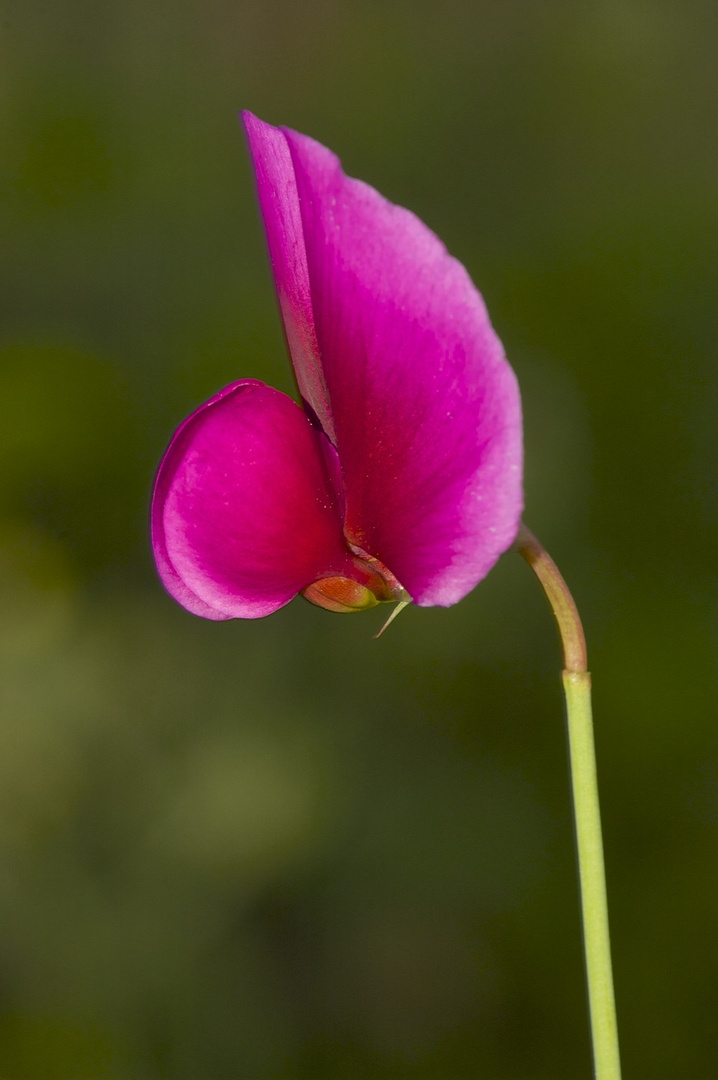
[1,1,717,1077]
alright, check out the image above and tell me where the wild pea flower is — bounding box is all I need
[151,115,622,1080]
[151,112,523,621]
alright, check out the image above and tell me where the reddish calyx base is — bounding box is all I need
[302,550,409,614]
[302,576,382,613]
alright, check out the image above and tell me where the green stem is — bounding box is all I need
[516,523,622,1080]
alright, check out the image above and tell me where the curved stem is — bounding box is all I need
[515,523,587,674]
[516,523,622,1080]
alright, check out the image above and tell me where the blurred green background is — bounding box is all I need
[1,1,717,1077]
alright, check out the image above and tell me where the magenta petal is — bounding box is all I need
[151,380,354,619]
[280,127,523,607]
[242,112,335,443]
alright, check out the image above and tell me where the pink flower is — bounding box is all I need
[151,113,523,620]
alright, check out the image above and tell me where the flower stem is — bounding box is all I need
[515,523,621,1080]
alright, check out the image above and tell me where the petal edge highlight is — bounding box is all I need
[242,112,335,442]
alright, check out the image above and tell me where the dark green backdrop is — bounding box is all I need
[1,2,717,1077]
